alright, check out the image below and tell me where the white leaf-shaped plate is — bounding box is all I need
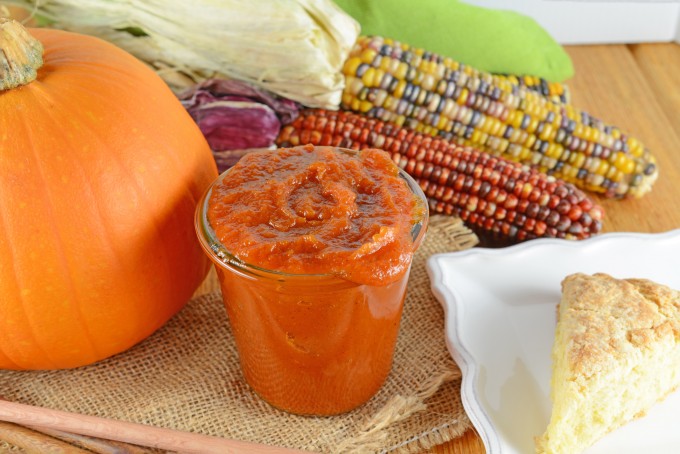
[426,229,680,454]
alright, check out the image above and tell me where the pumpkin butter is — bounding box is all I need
[198,145,428,415]
[207,145,424,285]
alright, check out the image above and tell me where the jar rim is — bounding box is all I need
[194,147,429,283]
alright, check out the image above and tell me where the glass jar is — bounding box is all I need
[195,148,428,415]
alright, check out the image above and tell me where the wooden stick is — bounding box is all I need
[0,400,308,454]
[0,421,91,454]
[26,425,152,453]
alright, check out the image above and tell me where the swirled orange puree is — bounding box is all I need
[207,145,422,285]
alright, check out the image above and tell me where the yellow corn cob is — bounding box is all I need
[341,36,658,198]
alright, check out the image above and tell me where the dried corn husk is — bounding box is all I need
[10,0,360,108]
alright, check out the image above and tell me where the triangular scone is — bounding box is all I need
[536,273,680,454]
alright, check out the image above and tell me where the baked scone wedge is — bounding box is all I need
[536,272,680,454]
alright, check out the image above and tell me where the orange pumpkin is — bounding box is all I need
[0,19,218,370]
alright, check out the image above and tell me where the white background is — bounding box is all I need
[464,0,680,44]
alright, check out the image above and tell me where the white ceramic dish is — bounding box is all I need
[426,229,680,454]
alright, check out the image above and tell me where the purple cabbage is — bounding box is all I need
[179,79,299,171]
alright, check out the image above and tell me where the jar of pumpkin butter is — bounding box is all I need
[195,144,428,415]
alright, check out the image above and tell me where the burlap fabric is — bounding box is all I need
[0,215,478,453]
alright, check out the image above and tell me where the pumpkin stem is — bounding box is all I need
[0,18,43,91]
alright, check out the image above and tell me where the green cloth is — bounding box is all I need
[334,0,574,82]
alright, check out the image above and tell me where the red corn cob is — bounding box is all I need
[276,109,604,242]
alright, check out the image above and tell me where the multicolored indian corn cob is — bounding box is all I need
[341,36,658,199]
[276,109,604,242]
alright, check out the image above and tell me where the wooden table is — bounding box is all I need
[431,42,680,454]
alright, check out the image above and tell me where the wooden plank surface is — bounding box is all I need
[629,43,680,134]
[566,44,680,234]
[433,42,680,454]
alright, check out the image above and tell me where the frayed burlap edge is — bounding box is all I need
[336,363,464,454]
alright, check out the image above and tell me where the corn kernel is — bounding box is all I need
[421,74,435,91]
[373,89,387,107]
[342,92,352,106]
[395,62,408,80]
[521,146,533,161]
[433,63,446,80]
[470,129,482,144]
[441,98,456,118]
[525,134,537,150]
[603,134,614,149]
[546,143,559,159]
[527,118,540,134]
[343,57,362,76]
[449,103,460,122]
[498,138,510,153]
[566,165,579,179]
[509,128,522,143]
[437,115,448,130]
[597,159,609,176]
[361,67,375,86]
[345,76,362,95]
[359,100,373,113]
[585,157,599,173]
[414,88,426,105]
[479,116,491,134]
[570,153,586,169]
[393,80,407,99]
[411,54,422,70]
[628,138,644,157]
[372,69,385,87]
[590,128,600,144]
[455,87,468,106]
[507,144,522,159]
[574,123,584,139]
[461,106,473,124]
[383,95,396,111]
[539,123,554,142]
[586,173,605,188]
[387,58,400,73]
[489,118,502,137]
[541,156,558,170]
[605,165,618,180]
[360,48,378,65]
[614,152,635,174]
